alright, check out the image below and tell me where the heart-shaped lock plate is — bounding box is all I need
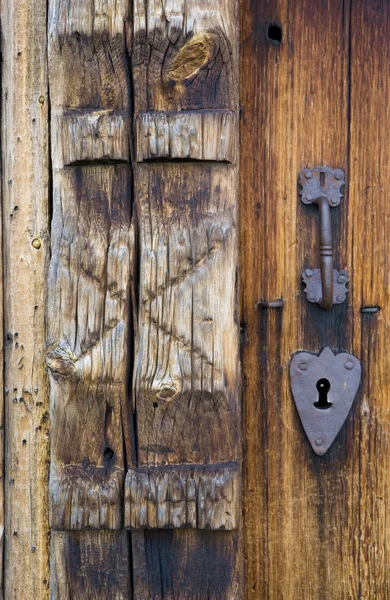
[290,347,361,455]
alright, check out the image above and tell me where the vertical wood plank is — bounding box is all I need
[240,1,354,598]
[1,0,51,597]
[47,1,133,597]
[349,2,390,596]
[130,1,241,597]
[47,0,132,531]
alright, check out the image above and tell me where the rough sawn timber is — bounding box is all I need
[130,0,242,598]
[47,0,133,596]
[1,0,51,597]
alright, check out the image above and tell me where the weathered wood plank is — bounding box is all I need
[47,164,132,530]
[47,0,133,532]
[136,111,237,163]
[53,109,129,166]
[132,530,240,600]
[1,0,51,597]
[348,2,390,596]
[131,0,241,597]
[125,463,239,530]
[134,163,239,468]
[51,531,131,599]
[240,1,353,598]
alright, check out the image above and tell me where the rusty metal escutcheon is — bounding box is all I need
[299,167,348,309]
[290,347,361,455]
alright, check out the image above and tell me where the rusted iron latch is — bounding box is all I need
[299,167,348,309]
[290,347,361,455]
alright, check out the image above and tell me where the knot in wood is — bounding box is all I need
[152,379,181,403]
[46,341,78,379]
[165,31,217,84]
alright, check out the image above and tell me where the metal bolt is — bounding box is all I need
[298,362,307,371]
[305,269,313,277]
[331,198,338,205]
[336,294,344,302]
[315,439,323,446]
[305,170,312,179]
[337,274,347,284]
[334,170,343,180]
[345,360,354,370]
[308,292,316,301]
[306,194,313,201]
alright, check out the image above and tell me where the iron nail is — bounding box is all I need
[337,274,347,284]
[345,360,354,370]
[336,294,344,302]
[305,269,313,277]
[306,194,313,201]
[308,292,316,301]
[305,170,312,179]
[315,439,323,446]
[334,170,343,180]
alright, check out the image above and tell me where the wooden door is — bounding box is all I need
[241,0,390,598]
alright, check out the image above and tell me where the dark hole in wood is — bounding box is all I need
[314,378,332,409]
[103,446,114,461]
[153,402,159,409]
[267,23,282,44]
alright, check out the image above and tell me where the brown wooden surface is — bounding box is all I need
[1,0,51,597]
[130,0,241,597]
[241,0,390,598]
[51,531,131,600]
[47,0,133,531]
[46,1,134,596]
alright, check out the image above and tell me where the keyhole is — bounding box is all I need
[314,378,332,409]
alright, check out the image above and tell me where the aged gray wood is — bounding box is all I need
[2,0,51,597]
[125,463,239,530]
[130,0,241,597]
[46,0,134,596]
[47,0,133,532]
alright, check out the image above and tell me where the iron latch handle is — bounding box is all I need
[299,167,349,309]
[317,195,333,309]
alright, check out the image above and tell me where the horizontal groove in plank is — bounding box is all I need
[50,467,124,530]
[52,109,129,167]
[136,110,237,163]
[125,462,239,530]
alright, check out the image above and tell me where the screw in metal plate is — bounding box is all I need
[308,292,316,301]
[336,294,344,302]
[305,170,312,179]
[305,269,313,277]
[298,362,307,371]
[337,274,347,284]
[345,360,354,370]
[334,170,343,180]
[315,439,323,447]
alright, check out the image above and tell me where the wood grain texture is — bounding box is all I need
[47,0,133,532]
[131,530,240,600]
[1,0,51,597]
[125,463,239,530]
[241,0,390,598]
[131,0,241,597]
[134,163,239,468]
[132,0,237,112]
[136,111,237,162]
[51,531,131,599]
